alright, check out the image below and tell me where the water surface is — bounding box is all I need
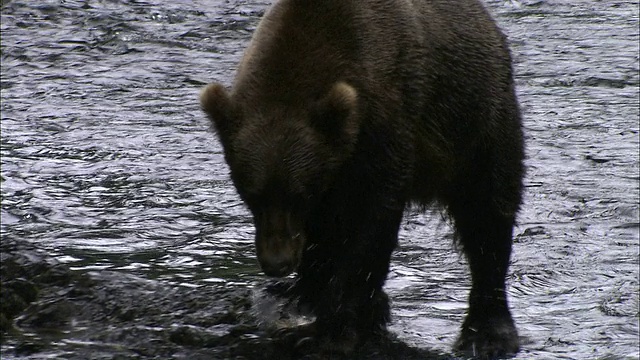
[1,0,638,358]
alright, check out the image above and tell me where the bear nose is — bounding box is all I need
[259,252,296,277]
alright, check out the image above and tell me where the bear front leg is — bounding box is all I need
[289,208,402,355]
[451,207,520,358]
[311,212,401,354]
[309,264,392,354]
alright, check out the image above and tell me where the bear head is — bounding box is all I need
[201,82,360,277]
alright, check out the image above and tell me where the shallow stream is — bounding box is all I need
[1,0,638,359]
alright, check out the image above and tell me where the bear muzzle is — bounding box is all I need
[256,232,304,277]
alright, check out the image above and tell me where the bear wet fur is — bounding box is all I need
[201,0,524,357]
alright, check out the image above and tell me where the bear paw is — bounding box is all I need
[454,317,519,359]
[273,322,361,356]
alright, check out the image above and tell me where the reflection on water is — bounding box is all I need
[1,0,638,358]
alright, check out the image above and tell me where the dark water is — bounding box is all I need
[1,0,638,359]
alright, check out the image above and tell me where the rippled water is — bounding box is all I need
[1,0,638,358]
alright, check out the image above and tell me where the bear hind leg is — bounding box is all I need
[447,182,520,357]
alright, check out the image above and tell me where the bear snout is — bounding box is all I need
[256,233,303,277]
[258,248,298,277]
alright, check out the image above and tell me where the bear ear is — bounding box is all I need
[200,83,240,142]
[311,82,360,145]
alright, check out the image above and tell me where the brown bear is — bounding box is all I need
[200,0,524,357]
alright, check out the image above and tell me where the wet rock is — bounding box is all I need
[14,341,45,356]
[0,237,451,358]
[0,237,58,338]
[19,299,76,328]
